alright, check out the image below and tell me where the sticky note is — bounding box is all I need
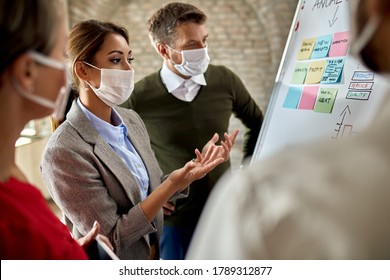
[314,88,338,113]
[311,34,332,59]
[329,31,350,57]
[297,38,316,60]
[321,58,345,84]
[298,86,319,110]
[283,87,302,109]
[291,62,309,84]
[305,60,326,84]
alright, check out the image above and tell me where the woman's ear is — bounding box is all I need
[10,53,35,91]
[74,61,89,81]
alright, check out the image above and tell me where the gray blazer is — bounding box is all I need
[41,101,184,260]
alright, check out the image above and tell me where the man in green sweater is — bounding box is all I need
[121,2,263,259]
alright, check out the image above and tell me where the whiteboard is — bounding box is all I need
[251,0,389,163]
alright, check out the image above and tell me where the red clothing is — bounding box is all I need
[0,177,87,259]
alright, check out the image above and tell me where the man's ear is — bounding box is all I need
[156,43,170,60]
[10,53,35,91]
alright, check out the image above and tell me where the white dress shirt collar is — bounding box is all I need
[160,63,207,102]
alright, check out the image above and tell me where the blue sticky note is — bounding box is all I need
[283,87,302,109]
[321,58,345,84]
[311,34,332,59]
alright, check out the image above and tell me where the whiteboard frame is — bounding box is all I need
[250,0,303,165]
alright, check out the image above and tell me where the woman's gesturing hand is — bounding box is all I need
[169,130,239,189]
[201,129,239,162]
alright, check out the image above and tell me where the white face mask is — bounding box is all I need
[168,45,210,77]
[13,51,71,121]
[83,62,134,107]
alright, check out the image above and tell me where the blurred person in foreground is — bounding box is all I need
[187,0,390,259]
[0,0,109,259]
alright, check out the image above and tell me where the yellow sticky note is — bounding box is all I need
[305,60,326,84]
[297,38,316,60]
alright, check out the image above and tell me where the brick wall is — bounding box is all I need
[68,0,299,169]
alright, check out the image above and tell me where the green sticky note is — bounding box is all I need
[291,62,309,84]
[314,88,338,113]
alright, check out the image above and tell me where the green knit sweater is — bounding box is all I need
[121,64,263,226]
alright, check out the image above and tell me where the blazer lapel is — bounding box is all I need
[118,108,162,193]
[67,101,143,203]
[94,142,143,203]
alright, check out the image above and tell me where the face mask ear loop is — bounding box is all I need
[29,51,65,70]
[12,78,56,109]
[82,61,101,90]
[351,15,381,56]
[166,45,183,66]
[166,45,181,54]
[83,61,101,71]
[165,45,183,65]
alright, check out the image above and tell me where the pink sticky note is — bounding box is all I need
[298,86,319,110]
[329,31,350,57]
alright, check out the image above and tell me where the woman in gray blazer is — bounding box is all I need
[40,20,238,260]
